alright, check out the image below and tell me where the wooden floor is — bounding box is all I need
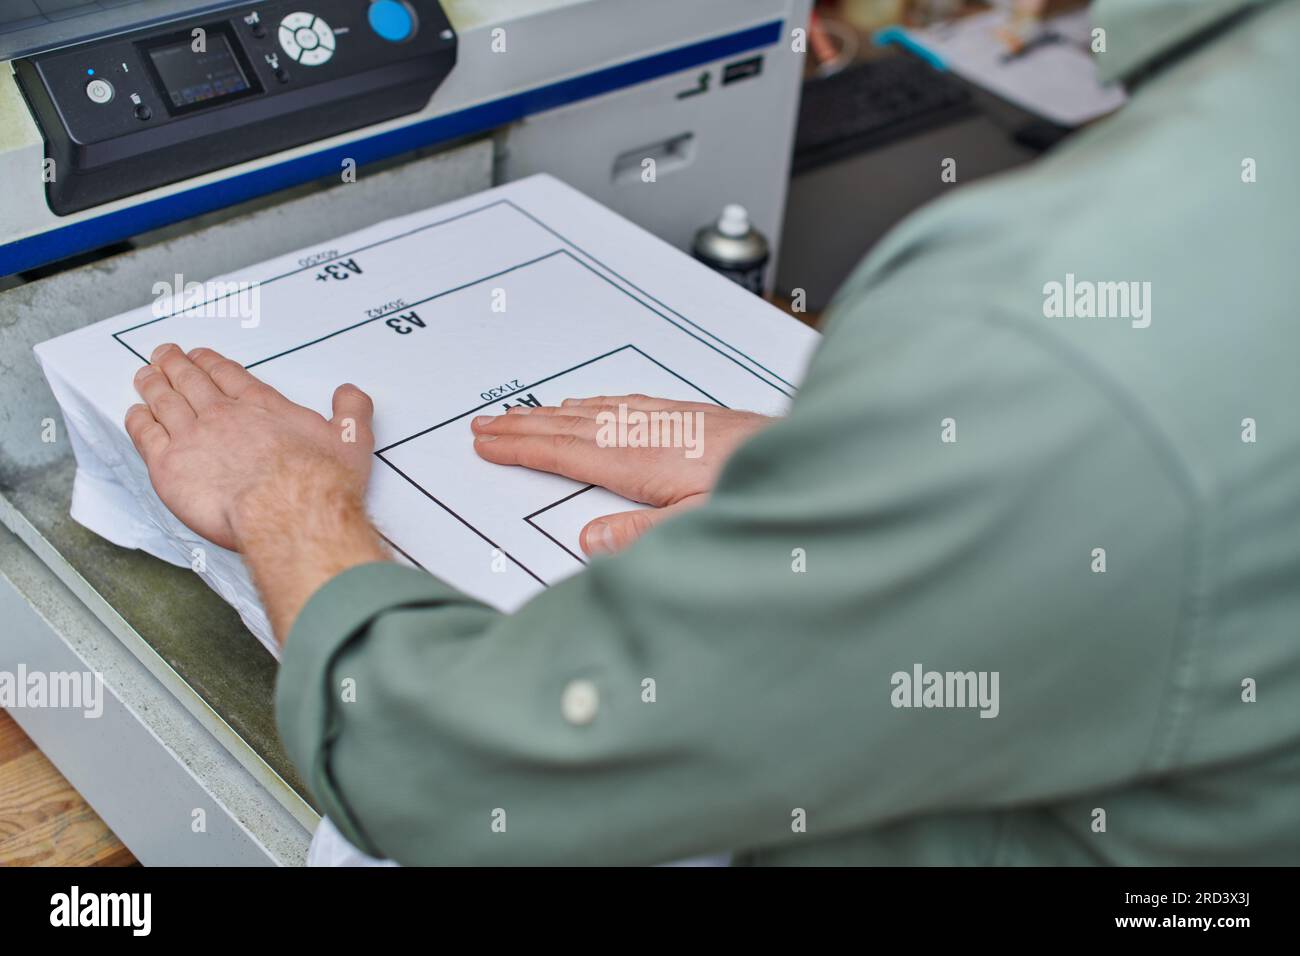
[0,708,137,867]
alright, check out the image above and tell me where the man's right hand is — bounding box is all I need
[470,395,774,555]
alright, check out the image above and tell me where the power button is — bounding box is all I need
[85,77,114,104]
[368,1,417,43]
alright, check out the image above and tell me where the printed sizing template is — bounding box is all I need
[36,175,820,642]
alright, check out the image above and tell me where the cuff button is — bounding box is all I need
[561,679,599,726]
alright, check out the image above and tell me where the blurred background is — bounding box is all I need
[775,0,1113,317]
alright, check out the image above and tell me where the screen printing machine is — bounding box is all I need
[0,0,811,864]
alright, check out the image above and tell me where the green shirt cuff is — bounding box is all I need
[274,561,462,853]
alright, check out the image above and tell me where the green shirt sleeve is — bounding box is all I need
[275,288,1196,864]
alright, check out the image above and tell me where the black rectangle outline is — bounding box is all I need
[376,343,718,587]
[106,196,801,590]
[522,349,717,570]
[109,197,797,392]
[523,485,597,568]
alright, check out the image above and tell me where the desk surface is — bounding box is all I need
[0,455,308,804]
[0,140,493,834]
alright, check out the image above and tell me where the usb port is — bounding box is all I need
[722,55,763,85]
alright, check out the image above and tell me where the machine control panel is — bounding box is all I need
[16,1,456,215]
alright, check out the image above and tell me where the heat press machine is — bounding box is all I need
[0,0,810,863]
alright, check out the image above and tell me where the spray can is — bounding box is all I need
[692,204,770,295]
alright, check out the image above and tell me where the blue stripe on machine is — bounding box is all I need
[1,20,784,277]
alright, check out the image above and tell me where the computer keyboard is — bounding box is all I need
[793,55,975,173]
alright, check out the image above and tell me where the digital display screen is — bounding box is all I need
[145,30,254,113]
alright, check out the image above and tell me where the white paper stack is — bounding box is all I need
[35,175,819,656]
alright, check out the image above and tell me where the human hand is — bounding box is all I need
[124,344,376,552]
[471,394,774,555]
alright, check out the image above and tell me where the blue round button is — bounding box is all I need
[368,0,415,43]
